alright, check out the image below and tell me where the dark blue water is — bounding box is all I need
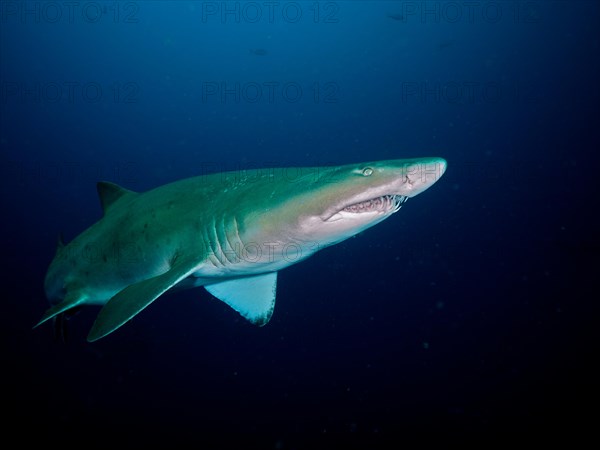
[1,1,597,446]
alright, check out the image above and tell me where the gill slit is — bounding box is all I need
[233,217,244,251]
[203,222,221,268]
[210,218,227,268]
[219,215,237,265]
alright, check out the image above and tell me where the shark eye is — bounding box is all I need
[362,167,373,176]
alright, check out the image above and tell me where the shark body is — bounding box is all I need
[36,158,446,341]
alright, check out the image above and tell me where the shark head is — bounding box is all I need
[295,157,447,245]
[242,157,447,260]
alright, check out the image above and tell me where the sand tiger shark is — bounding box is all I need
[35,157,447,341]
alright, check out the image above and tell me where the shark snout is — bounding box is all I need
[401,157,447,197]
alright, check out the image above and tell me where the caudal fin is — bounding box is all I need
[34,292,86,329]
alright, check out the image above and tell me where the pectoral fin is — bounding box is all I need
[87,258,199,342]
[204,272,277,326]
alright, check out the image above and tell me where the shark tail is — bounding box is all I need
[34,292,86,330]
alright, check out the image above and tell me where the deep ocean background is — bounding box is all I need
[1,1,598,446]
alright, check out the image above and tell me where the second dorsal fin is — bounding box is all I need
[96,181,136,214]
[55,232,65,255]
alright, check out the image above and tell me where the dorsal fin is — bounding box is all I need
[97,181,136,214]
[56,232,65,255]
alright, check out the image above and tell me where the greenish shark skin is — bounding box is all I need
[35,157,447,341]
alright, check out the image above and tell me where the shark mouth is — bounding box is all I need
[341,195,408,214]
